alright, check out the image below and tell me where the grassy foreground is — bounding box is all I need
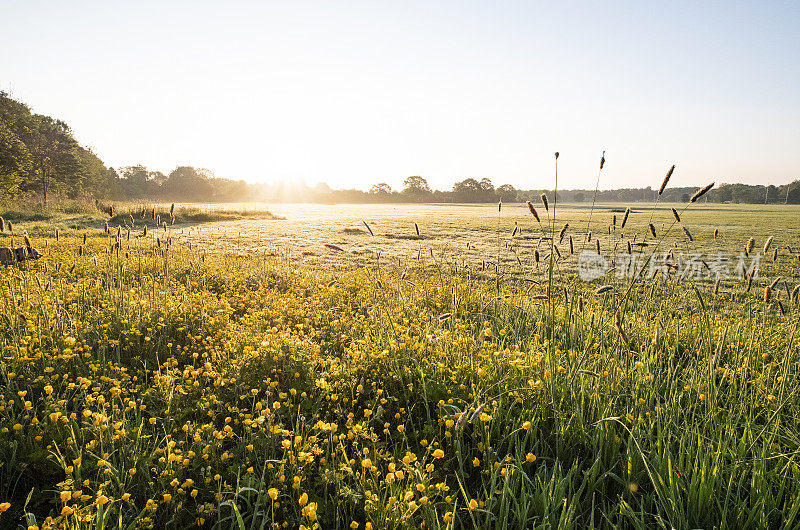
[0,206,799,529]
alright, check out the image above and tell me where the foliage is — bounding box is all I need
[0,92,115,202]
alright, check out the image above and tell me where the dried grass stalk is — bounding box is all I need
[559,223,568,244]
[690,182,714,202]
[659,165,675,195]
[526,201,540,223]
[621,207,631,229]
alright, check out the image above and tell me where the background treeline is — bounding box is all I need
[300,177,800,204]
[0,92,250,204]
[3,91,799,205]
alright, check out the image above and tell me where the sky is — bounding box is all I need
[1,1,799,191]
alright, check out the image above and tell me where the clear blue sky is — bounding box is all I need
[2,1,798,191]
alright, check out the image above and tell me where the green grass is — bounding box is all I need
[0,201,798,529]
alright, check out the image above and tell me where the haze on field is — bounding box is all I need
[2,0,799,191]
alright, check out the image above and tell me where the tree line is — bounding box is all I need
[0,92,250,203]
[2,92,799,205]
[269,177,800,204]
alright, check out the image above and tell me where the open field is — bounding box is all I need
[1,201,800,529]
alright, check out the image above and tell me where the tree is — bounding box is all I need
[119,165,160,198]
[785,181,800,204]
[574,192,585,202]
[370,182,393,195]
[0,119,30,197]
[75,146,114,199]
[1,92,111,203]
[496,184,517,202]
[19,116,80,205]
[150,171,168,187]
[161,166,215,201]
[0,92,34,197]
[452,178,481,202]
[402,176,431,201]
[403,176,430,193]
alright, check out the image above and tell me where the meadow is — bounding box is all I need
[1,199,800,529]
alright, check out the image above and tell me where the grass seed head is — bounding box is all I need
[659,165,675,195]
[526,201,540,223]
[621,207,631,229]
[690,182,714,202]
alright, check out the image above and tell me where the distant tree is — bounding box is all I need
[402,176,431,201]
[150,171,168,187]
[370,182,393,195]
[75,146,114,199]
[161,166,215,201]
[452,178,481,202]
[766,185,779,203]
[574,192,585,202]
[119,165,159,198]
[681,193,690,202]
[496,184,517,202]
[119,165,149,186]
[403,176,430,193]
[786,181,800,204]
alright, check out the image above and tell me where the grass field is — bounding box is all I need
[1,200,800,529]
